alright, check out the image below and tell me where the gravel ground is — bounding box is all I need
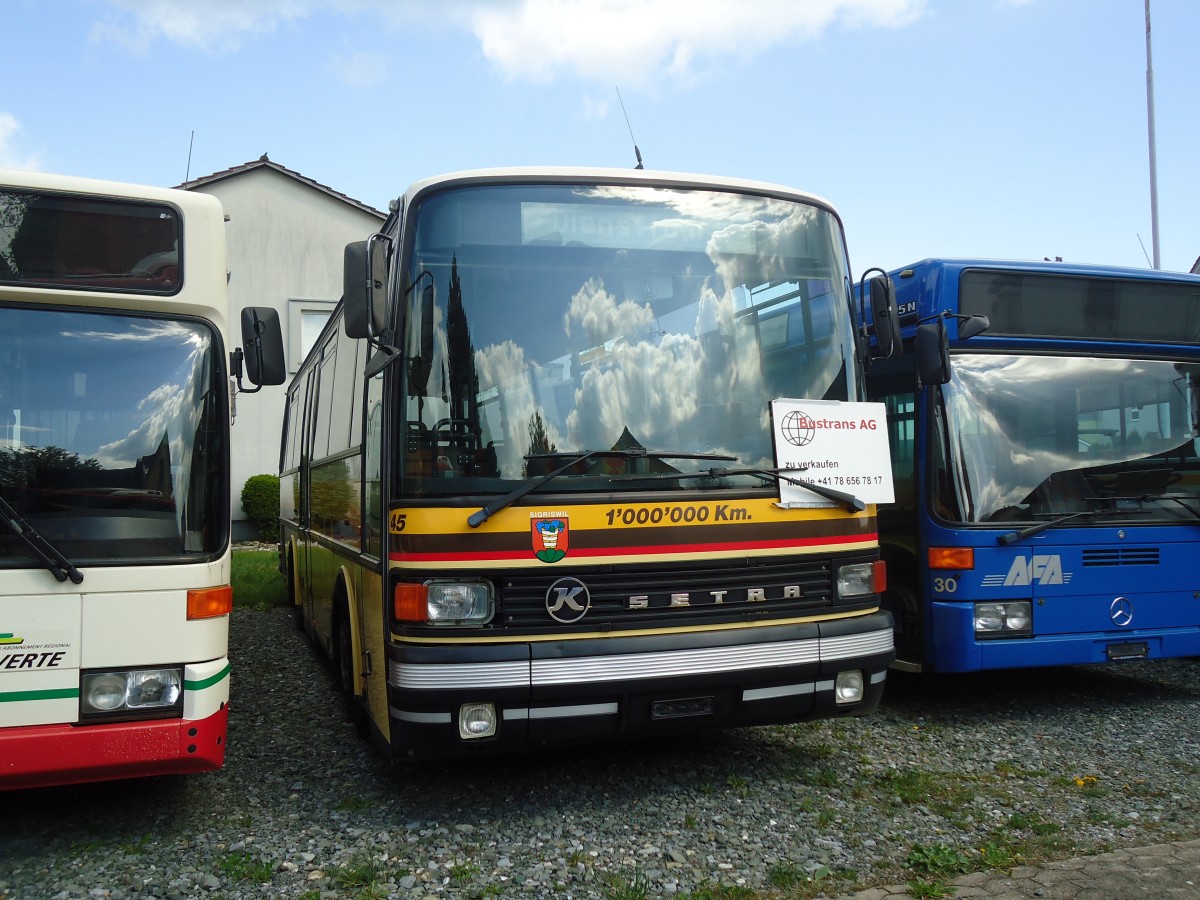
[3,608,1200,900]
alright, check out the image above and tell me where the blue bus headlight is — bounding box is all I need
[974,602,1032,638]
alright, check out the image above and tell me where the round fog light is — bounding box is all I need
[84,673,128,712]
[834,670,865,705]
[458,702,498,740]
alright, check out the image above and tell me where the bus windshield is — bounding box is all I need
[401,182,857,496]
[936,353,1200,524]
[0,305,226,564]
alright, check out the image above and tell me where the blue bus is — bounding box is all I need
[863,258,1200,672]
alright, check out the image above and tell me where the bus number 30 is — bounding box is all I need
[932,577,957,594]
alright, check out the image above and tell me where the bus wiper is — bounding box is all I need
[527,449,737,464]
[610,465,867,513]
[467,448,735,528]
[998,509,1109,546]
[0,494,84,584]
[1145,494,1200,521]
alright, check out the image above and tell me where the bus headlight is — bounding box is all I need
[81,667,184,720]
[834,670,865,704]
[83,673,128,712]
[837,561,884,599]
[395,580,494,626]
[458,702,498,740]
[974,601,1032,638]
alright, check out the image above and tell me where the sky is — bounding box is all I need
[2,0,1197,274]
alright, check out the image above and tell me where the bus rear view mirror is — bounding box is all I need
[916,320,950,385]
[238,306,286,387]
[344,235,391,339]
[959,314,991,340]
[868,274,902,358]
[344,241,369,338]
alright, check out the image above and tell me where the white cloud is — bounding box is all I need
[91,0,318,52]
[463,0,927,88]
[90,0,925,86]
[0,113,41,171]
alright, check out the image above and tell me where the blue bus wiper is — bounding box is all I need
[467,448,735,528]
[609,465,866,513]
[0,494,84,584]
[1130,493,1200,522]
[997,508,1124,546]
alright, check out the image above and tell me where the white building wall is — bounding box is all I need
[190,168,384,533]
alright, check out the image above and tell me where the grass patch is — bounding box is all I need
[602,868,650,900]
[231,548,287,610]
[219,849,274,883]
[332,852,402,899]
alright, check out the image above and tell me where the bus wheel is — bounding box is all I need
[335,606,369,737]
[883,580,921,661]
[286,552,304,632]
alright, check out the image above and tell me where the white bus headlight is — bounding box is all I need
[83,673,128,712]
[81,667,184,719]
[126,669,182,708]
[974,601,1032,638]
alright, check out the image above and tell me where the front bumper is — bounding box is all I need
[386,611,894,759]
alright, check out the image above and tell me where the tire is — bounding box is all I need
[287,553,305,632]
[335,604,369,737]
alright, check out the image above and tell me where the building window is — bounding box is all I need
[288,298,337,372]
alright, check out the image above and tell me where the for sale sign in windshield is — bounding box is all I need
[771,399,895,508]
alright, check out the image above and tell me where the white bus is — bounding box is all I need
[283,167,898,760]
[0,168,283,789]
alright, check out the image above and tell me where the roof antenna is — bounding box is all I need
[184,130,195,183]
[1137,233,1153,268]
[615,87,644,169]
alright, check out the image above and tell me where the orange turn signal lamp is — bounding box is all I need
[394,583,429,622]
[187,585,233,619]
[873,559,887,593]
[928,547,975,570]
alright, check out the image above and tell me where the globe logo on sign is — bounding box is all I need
[780,410,816,447]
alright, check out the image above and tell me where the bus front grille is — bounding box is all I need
[496,558,835,628]
[1082,547,1160,567]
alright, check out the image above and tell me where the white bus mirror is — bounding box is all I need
[237,306,285,388]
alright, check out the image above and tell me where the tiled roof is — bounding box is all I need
[177,155,386,218]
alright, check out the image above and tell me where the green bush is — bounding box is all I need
[240,474,280,543]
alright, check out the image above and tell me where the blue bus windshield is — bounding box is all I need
[937,353,1200,524]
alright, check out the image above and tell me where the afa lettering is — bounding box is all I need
[1004,555,1066,586]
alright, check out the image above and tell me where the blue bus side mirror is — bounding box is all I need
[959,314,990,340]
[916,320,950,385]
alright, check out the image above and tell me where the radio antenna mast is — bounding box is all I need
[615,87,644,169]
[185,130,195,183]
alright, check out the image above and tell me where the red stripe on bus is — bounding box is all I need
[389,532,877,563]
